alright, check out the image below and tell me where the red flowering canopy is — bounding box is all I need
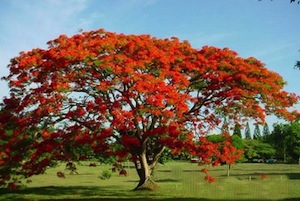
[0,29,299,189]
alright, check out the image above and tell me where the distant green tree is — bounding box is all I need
[243,139,276,162]
[253,124,262,139]
[231,135,245,163]
[207,134,244,158]
[284,122,300,163]
[158,148,172,164]
[233,124,242,138]
[269,123,287,162]
[262,123,271,137]
[244,122,252,139]
[295,146,300,165]
[269,122,300,163]
[207,134,223,143]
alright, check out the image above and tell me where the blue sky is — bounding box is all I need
[0,0,299,134]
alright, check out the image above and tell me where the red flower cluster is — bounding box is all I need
[200,168,216,183]
[260,174,268,179]
[205,175,216,183]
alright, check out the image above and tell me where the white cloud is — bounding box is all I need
[0,0,97,100]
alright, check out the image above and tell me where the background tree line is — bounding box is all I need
[231,121,300,163]
[68,121,300,165]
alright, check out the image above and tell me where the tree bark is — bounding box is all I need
[134,153,158,190]
[227,164,231,177]
[283,145,287,163]
[133,145,165,190]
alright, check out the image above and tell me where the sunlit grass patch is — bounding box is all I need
[0,161,299,200]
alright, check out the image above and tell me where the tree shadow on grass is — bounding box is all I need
[0,186,100,197]
[42,198,300,201]
[0,186,299,201]
[157,170,172,173]
[0,186,125,201]
[126,179,179,183]
[286,173,300,180]
[155,178,179,183]
[226,172,300,180]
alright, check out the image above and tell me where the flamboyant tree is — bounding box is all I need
[206,134,244,177]
[0,29,299,189]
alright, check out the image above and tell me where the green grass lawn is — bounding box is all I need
[1,161,300,201]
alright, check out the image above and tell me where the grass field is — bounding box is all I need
[0,161,300,201]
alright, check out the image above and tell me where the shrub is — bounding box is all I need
[57,171,65,178]
[99,170,112,180]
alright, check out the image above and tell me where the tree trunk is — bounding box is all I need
[283,145,287,163]
[134,153,158,190]
[227,164,231,177]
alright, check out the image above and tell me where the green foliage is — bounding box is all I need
[190,80,208,90]
[253,124,262,139]
[232,135,246,162]
[268,121,300,162]
[244,122,251,139]
[243,139,276,161]
[97,155,117,165]
[231,135,244,149]
[262,123,270,137]
[207,134,244,149]
[171,150,190,161]
[65,143,95,160]
[207,134,223,143]
[99,169,112,180]
[233,124,242,138]
[295,146,300,156]
[158,148,172,164]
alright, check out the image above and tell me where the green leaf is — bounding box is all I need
[93,60,103,66]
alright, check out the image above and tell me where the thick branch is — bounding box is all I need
[149,146,165,170]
